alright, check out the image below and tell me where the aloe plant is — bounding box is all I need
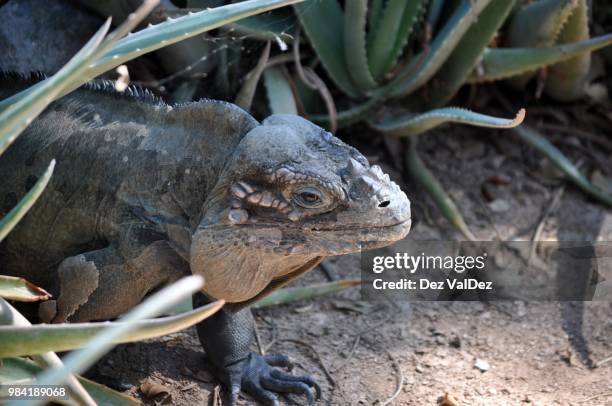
[238,0,612,237]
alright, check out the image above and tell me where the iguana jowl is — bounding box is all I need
[0,77,411,405]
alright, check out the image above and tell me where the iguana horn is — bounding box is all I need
[348,158,366,175]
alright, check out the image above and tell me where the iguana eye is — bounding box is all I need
[293,187,326,208]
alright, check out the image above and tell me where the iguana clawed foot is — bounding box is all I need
[226,353,321,405]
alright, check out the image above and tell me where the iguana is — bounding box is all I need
[0,75,411,405]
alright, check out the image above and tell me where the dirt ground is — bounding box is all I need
[87,118,612,405]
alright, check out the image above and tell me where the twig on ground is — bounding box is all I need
[332,307,397,373]
[253,321,265,355]
[212,384,222,406]
[276,339,335,387]
[529,185,565,266]
[379,350,403,406]
[332,335,360,374]
[596,354,612,367]
[262,322,278,354]
[580,391,612,403]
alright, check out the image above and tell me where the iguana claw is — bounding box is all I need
[226,353,321,405]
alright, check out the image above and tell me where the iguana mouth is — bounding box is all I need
[308,218,412,232]
[230,218,411,232]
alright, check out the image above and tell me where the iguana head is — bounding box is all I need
[191,115,410,303]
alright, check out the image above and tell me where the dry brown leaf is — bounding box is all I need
[437,391,460,406]
[139,378,170,400]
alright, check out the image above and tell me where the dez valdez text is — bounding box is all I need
[370,252,493,291]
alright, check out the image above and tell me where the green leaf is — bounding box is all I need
[31,276,212,392]
[513,126,612,207]
[0,0,305,112]
[406,138,475,240]
[389,0,493,97]
[228,9,296,42]
[469,33,612,83]
[0,160,55,243]
[372,107,525,137]
[544,0,591,101]
[253,280,362,308]
[344,0,378,91]
[0,298,95,406]
[264,66,298,114]
[506,0,577,48]
[0,300,224,358]
[367,0,424,81]
[294,0,360,97]
[504,0,579,88]
[427,0,446,28]
[0,276,51,302]
[367,0,384,45]
[311,96,382,128]
[0,357,140,405]
[428,0,516,106]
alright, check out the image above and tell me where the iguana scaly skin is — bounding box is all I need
[0,76,411,404]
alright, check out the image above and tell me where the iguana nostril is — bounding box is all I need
[378,200,391,208]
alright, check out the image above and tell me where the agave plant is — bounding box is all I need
[0,0,303,403]
[235,0,612,238]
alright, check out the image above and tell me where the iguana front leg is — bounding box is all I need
[40,240,187,323]
[194,293,321,405]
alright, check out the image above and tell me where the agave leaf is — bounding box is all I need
[0,276,51,302]
[514,126,612,207]
[80,0,216,78]
[506,0,577,48]
[406,138,475,240]
[31,276,210,394]
[235,41,271,111]
[429,0,516,106]
[387,0,427,74]
[0,357,140,406]
[311,96,382,128]
[368,0,425,82]
[264,66,298,114]
[0,301,224,358]
[0,298,96,406]
[367,0,384,44]
[344,0,378,91]
[427,0,446,29]
[294,0,360,97]
[389,0,493,97]
[0,20,111,155]
[0,0,305,111]
[0,160,55,243]
[372,108,525,137]
[228,9,296,42]
[544,0,590,100]
[367,0,409,81]
[505,0,578,88]
[92,0,303,90]
[253,280,362,308]
[469,33,612,83]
